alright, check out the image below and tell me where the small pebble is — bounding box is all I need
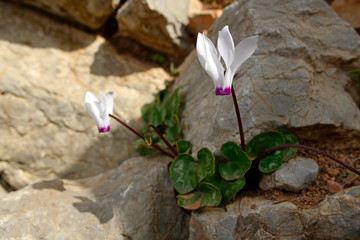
[327,180,343,193]
[304,196,312,203]
[307,186,315,192]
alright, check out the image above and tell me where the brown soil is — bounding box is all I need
[201,0,234,9]
[260,126,360,209]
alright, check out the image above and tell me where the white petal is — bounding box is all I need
[104,91,114,115]
[196,33,207,71]
[85,91,99,105]
[99,92,108,118]
[196,33,224,88]
[230,35,259,79]
[217,26,235,69]
[224,68,234,89]
[85,91,102,128]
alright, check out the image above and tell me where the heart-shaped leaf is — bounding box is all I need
[176,140,191,154]
[198,182,222,207]
[277,129,298,160]
[246,131,285,173]
[219,142,251,180]
[177,191,202,210]
[177,182,221,210]
[203,164,246,205]
[169,148,215,194]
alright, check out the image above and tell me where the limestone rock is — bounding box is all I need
[0,185,7,199]
[0,155,189,239]
[115,0,192,57]
[0,2,169,189]
[13,0,120,30]
[259,157,319,192]
[174,0,360,154]
[189,186,360,239]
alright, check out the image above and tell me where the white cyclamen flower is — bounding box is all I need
[85,91,114,133]
[196,26,258,95]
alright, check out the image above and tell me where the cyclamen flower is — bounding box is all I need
[196,26,258,95]
[85,91,114,133]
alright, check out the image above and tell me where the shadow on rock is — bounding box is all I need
[32,180,66,192]
[90,41,151,77]
[0,1,95,51]
[73,196,113,224]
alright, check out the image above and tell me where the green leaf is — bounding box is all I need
[169,154,198,194]
[258,152,283,173]
[246,131,285,158]
[349,70,360,78]
[149,103,166,126]
[197,148,216,180]
[163,87,181,126]
[132,138,156,156]
[198,182,221,207]
[277,129,298,160]
[246,131,285,173]
[203,164,245,205]
[141,103,152,123]
[177,191,202,210]
[169,148,215,194]
[177,183,221,210]
[176,140,191,154]
[163,115,179,144]
[219,142,251,181]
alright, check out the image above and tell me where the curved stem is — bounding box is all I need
[252,144,360,176]
[231,86,246,151]
[146,124,178,156]
[109,114,175,159]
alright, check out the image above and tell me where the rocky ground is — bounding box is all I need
[0,0,360,239]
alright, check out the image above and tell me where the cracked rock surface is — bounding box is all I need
[0,1,169,189]
[189,186,360,239]
[12,0,121,30]
[115,0,192,57]
[175,0,360,154]
[0,155,189,240]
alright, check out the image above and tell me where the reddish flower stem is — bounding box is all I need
[146,124,178,156]
[231,86,246,151]
[109,114,175,159]
[252,143,360,176]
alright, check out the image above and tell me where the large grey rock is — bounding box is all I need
[259,157,319,192]
[175,0,360,154]
[115,0,192,57]
[0,2,170,189]
[0,155,189,239]
[13,0,121,30]
[189,186,360,239]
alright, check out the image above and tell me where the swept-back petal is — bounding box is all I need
[104,91,114,115]
[99,92,112,132]
[196,33,208,71]
[85,91,102,128]
[99,92,107,118]
[196,33,224,87]
[217,26,235,69]
[85,91,99,104]
[230,35,258,79]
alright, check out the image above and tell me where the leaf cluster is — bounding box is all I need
[132,87,181,156]
[169,129,298,210]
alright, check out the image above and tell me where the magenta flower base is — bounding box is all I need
[215,87,231,95]
[98,125,110,133]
